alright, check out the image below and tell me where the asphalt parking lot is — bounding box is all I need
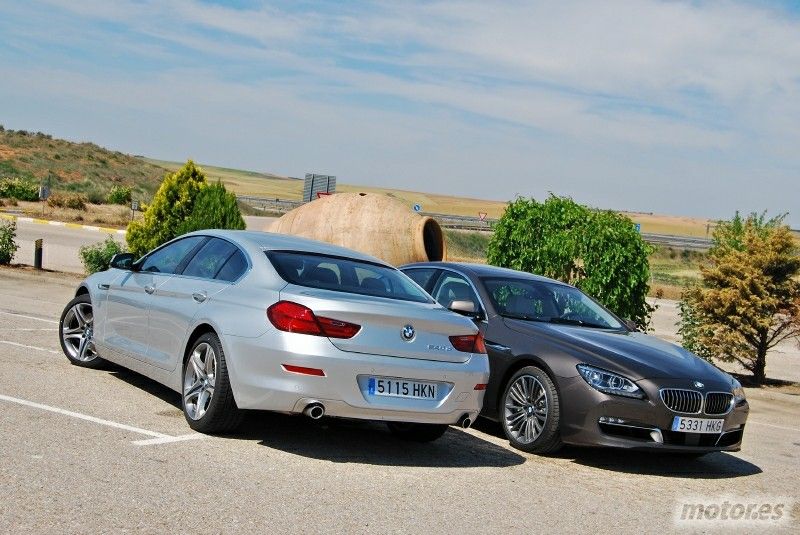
[1,268,799,534]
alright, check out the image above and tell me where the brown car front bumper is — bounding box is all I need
[557,376,750,452]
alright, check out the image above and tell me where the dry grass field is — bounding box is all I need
[146,158,723,236]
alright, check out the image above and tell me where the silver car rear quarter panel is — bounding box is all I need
[224,330,490,424]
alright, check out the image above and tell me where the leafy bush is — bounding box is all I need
[127,160,245,257]
[86,188,106,205]
[176,181,245,235]
[0,177,39,201]
[487,195,654,327]
[678,212,800,384]
[47,193,88,210]
[0,220,19,265]
[79,236,126,274]
[107,185,132,205]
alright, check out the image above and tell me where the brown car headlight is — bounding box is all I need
[577,364,645,399]
[732,378,746,405]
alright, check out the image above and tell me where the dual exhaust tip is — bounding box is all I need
[303,402,473,429]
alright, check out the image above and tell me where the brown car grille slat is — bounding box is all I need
[660,389,702,414]
[704,392,733,415]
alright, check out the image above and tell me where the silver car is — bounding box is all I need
[58,230,489,441]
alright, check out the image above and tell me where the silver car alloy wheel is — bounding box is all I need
[504,374,549,444]
[61,302,98,362]
[183,342,217,420]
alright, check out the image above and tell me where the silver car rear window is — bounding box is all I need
[267,251,432,303]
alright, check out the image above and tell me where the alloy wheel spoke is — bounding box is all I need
[196,389,209,416]
[204,346,216,377]
[191,351,206,380]
[185,379,204,399]
[74,305,91,327]
[509,384,527,406]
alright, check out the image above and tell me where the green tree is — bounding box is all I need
[177,181,245,235]
[679,213,800,384]
[487,195,653,326]
[126,160,244,257]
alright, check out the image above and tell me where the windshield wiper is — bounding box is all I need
[548,317,610,329]
[500,312,547,322]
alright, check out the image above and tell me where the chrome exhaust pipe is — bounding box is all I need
[458,414,473,428]
[303,403,325,420]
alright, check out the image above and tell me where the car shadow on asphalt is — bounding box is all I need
[108,367,183,407]
[232,412,527,468]
[107,366,525,469]
[473,417,762,479]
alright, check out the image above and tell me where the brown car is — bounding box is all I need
[401,262,749,456]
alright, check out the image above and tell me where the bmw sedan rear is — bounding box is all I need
[60,230,489,442]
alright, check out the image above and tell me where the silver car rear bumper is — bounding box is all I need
[224,331,490,425]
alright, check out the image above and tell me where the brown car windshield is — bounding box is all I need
[267,251,432,304]
[482,277,623,329]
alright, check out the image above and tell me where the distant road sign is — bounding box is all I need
[304,174,336,202]
[413,204,422,212]
[478,212,487,221]
[38,186,50,201]
[131,200,140,211]
[634,223,641,233]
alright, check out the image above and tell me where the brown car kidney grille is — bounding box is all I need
[704,392,734,415]
[660,389,702,414]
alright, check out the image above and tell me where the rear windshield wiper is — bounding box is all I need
[548,317,610,329]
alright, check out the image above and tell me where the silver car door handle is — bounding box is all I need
[144,285,156,294]
[485,341,511,352]
[97,283,110,290]
[192,292,207,303]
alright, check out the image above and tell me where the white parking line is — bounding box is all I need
[0,340,61,354]
[0,328,55,331]
[0,394,202,446]
[0,310,59,324]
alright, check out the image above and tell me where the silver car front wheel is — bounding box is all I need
[59,294,105,368]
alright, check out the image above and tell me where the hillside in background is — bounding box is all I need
[1,125,725,237]
[0,126,165,202]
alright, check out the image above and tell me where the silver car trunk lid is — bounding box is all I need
[279,285,477,363]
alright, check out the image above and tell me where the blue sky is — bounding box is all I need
[1,0,798,225]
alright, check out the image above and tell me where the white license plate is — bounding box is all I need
[367,377,438,400]
[671,416,724,434]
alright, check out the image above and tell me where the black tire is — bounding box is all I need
[386,422,449,443]
[181,332,243,434]
[58,293,106,369]
[501,366,563,454]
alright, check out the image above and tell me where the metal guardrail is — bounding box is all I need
[237,195,714,250]
[237,195,303,212]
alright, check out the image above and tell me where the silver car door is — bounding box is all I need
[146,238,241,371]
[103,236,206,362]
[103,270,159,361]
